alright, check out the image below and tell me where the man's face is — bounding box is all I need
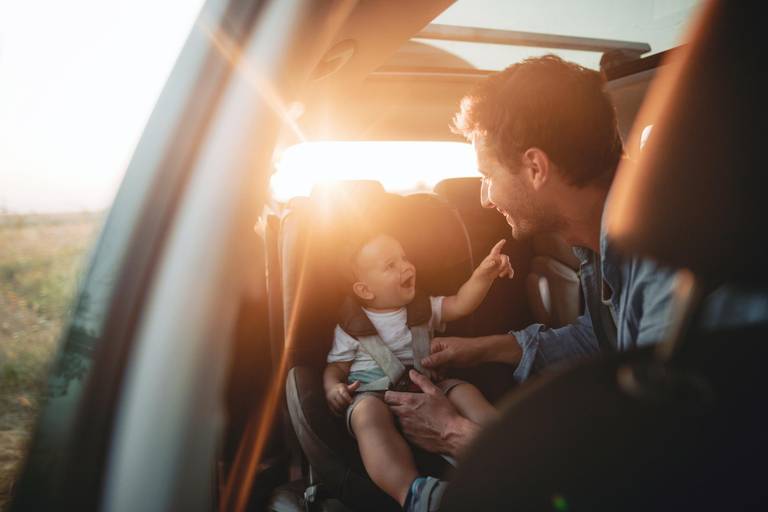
[475,135,542,240]
[353,234,416,310]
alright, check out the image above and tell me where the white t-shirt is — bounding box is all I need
[327,296,446,373]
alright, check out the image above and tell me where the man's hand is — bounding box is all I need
[422,333,522,370]
[385,370,478,457]
[475,239,514,281]
[422,336,485,370]
[325,381,360,415]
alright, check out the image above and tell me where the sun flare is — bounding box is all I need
[270,141,476,202]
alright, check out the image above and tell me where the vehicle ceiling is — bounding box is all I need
[282,0,477,148]
[277,0,665,153]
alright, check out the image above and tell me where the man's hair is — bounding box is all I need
[452,55,623,187]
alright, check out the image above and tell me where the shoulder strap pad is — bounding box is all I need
[338,295,377,337]
[339,291,432,335]
[406,292,432,326]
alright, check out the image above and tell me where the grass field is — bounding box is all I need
[0,212,101,510]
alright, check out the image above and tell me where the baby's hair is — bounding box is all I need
[337,227,400,290]
[337,229,378,288]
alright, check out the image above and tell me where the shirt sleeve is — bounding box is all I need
[429,295,446,333]
[632,260,676,346]
[326,325,359,363]
[511,311,600,382]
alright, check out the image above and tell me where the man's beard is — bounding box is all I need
[507,217,533,240]
[506,204,564,241]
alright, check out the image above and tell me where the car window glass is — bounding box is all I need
[0,1,203,507]
[271,141,476,201]
[419,0,705,70]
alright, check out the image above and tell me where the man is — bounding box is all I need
[385,55,675,459]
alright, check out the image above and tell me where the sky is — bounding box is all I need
[0,0,700,213]
[0,0,204,213]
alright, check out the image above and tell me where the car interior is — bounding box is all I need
[10,1,766,511]
[215,2,700,511]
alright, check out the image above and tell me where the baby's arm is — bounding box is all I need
[323,361,360,414]
[442,239,514,323]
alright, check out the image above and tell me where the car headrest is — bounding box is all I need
[607,1,767,285]
[396,193,472,296]
[310,180,385,202]
[434,177,482,211]
[306,180,388,230]
[531,233,580,271]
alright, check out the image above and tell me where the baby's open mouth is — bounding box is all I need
[401,275,415,288]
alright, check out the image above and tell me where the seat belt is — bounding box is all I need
[355,323,435,392]
[356,334,407,391]
[583,253,618,351]
[410,325,434,378]
[339,293,436,391]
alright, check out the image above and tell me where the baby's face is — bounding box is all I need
[353,234,416,309]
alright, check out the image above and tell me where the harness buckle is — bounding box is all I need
[391,366,422,392]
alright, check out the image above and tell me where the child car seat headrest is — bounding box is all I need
[434,177,483,211]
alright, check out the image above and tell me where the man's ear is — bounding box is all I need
[522,147,551,191]
[352,281,374,301]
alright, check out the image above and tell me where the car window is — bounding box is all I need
[0,213,100,502]
[271,141,476,201]
[0,1,203,508]
[416,0,704,70]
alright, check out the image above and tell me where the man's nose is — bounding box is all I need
[480,180,493,209]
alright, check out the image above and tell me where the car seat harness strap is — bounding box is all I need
[339,294,437,391]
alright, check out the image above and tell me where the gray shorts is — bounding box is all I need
[345,378,465,436]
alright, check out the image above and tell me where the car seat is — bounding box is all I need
[272,181,476,511]
[441,2,768,509]
[526,233,581,328]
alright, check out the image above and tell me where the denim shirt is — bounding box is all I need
[512,226,677,382]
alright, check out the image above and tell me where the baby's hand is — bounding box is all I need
[326,381,361,415]
[476,239,514,280]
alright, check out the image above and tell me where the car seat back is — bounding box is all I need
[527,233,582,328]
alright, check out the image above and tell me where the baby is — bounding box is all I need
[324,232,513,511]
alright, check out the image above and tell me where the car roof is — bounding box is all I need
[279,0,671,151]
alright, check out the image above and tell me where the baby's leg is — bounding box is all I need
[447,383,498,425]
[350,395,418,505]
